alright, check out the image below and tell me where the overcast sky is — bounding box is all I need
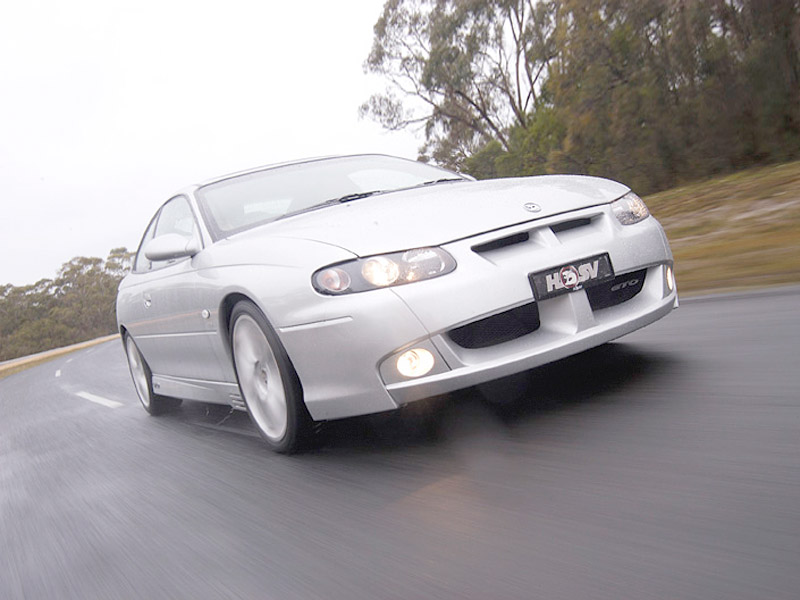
[0,0,419,286]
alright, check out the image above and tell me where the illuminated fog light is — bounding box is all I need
[362,256,400,287]
[666,265,675,292]
[396,348,435,378]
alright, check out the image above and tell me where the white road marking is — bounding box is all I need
[75,391,123,409]
[55,370,61,377]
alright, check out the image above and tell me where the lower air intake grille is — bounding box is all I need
[448,302,540,349]
[586,269,647,310]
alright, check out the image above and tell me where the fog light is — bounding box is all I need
[396,348,435,378]
[666,265,675,292]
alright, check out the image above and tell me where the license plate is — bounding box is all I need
[529,253,614,301]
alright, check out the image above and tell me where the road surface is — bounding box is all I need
[2,288,799,599]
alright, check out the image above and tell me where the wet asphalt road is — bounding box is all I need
[1,288,799,600]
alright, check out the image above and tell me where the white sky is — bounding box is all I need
[0,0,419,286]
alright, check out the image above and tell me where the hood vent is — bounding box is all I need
[472,231,529,254]
[550,217,592,234]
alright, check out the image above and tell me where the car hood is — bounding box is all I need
[234,175,629,256]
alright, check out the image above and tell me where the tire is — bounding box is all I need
[229,301,312,454]
[124,333,182,415]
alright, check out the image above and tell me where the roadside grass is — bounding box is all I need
[0,334,120,381]
[645,160,800,294]
[0,355,63,380]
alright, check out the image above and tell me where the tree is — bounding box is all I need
[464,99,566,177]
[366,0,800,193]
[104,247,134,280]
[544,0,800,191]
[0,248,134,361]
[362,0,558,168]
[544,0,681,191]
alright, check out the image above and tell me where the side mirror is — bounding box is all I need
[144,234,201,262]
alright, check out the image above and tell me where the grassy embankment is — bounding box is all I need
[0,335,120,380]
[645,160,800,295]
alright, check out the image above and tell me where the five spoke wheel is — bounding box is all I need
[230,301,311,453]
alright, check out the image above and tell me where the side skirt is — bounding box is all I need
[151,374,244,409]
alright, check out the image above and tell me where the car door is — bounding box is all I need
[124,195,232,384]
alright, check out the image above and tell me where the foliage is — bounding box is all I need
[365,0,800,193]
[0,248,133,361]
[362,0,558,168]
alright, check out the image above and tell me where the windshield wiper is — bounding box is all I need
[274,198,341,221]
[420,178,465,186]
[275,191,386,222]
[333,190,386,203]
[331,180,462,204]
[288,181,462,219]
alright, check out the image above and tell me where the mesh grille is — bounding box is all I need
[448,302,540,349]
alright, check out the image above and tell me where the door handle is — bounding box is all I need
[143,293,152,308]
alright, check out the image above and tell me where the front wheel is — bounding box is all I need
[124,334,182,415]
[230,301,312,453]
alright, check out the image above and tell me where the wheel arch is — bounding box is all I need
[218,290,305,402]
[218,293,293,374]
[119,325,131,351]
[219,292,256,352]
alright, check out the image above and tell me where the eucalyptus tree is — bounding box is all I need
[364,0,799,191]
[0,248,133,361]
[362,0,558,168]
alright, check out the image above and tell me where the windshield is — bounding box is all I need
[195,155,466,239]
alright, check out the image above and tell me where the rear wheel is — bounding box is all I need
[124,334,182,415]
[230,301,311,453]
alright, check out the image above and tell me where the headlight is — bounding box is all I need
[313,247,456,294]
[611,192,650,225]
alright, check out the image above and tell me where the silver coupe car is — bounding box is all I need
[117,154,677,452]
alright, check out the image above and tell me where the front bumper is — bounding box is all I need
[278,205,677,421]
[387,263,676,404]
